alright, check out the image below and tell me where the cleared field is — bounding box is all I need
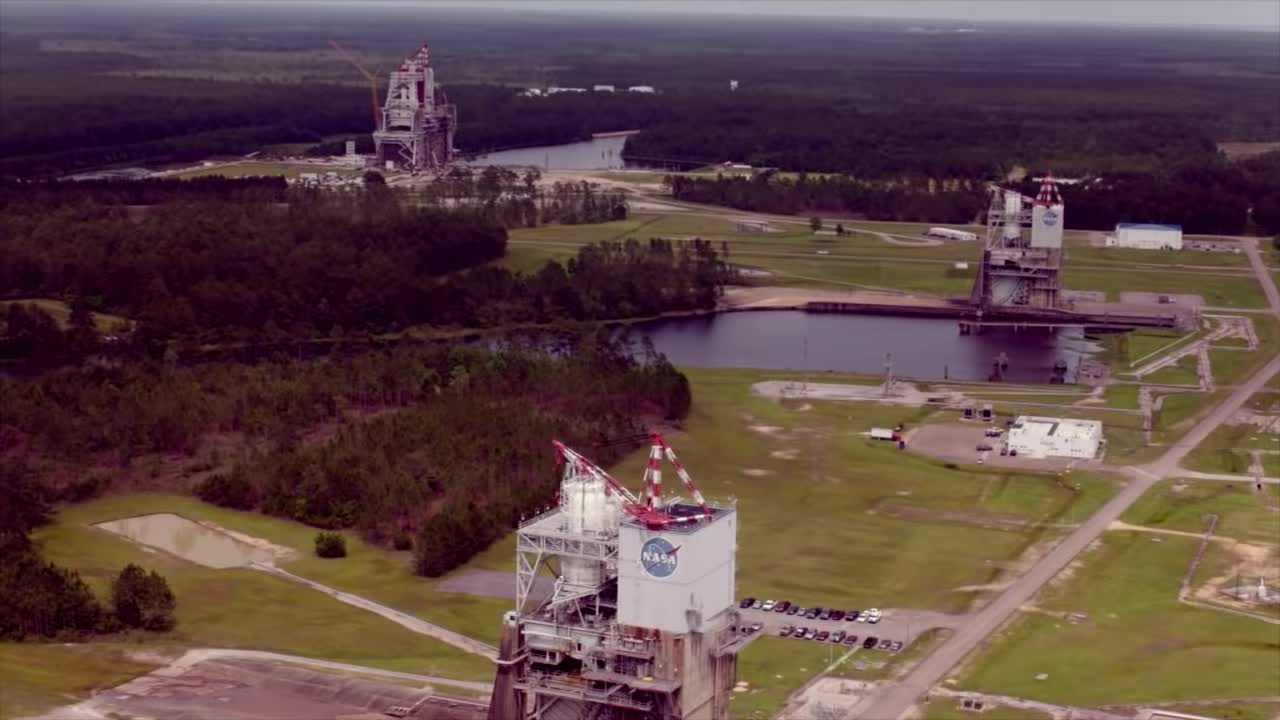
[1160,703,1280,720]
[1143,354,1201,385]
[39,496,504,679]
[0,298,130,333]
[1063,268,1266,308]
[168,161,362,179]
[604,367,1119,613]
[919,699,1053,720]
[1122,479,1280,545]
[956,532,1280,705]
[1184,421,1280,478]
[729,636,837,719]
[0,643,163,720]
[1068,244,1250,268]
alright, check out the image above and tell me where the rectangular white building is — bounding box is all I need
[1108,223,1183,250]
[1007,416,1103,459]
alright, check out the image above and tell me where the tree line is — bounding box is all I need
[668,155,1280,235]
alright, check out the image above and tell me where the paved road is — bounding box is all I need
[857,350,1280,720]
[1242,237,1280,314]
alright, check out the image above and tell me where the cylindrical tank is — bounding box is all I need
[560,474,620,589]
[1002,192,1022,243]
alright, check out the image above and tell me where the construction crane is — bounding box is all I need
[329,40,382,131]
[554,431,714,529]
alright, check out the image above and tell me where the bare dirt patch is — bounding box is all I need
[741,468,774,477]
[770,449,801,460]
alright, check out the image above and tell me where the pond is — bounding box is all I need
[621,310,1102,383]
[468,134,631,170]
[95,513,278,568]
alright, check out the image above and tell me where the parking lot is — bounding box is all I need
[905,422,1098,471]
[736,600,962,653]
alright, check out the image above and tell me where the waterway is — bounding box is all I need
[468,135,631,170]
[621,310,1101,383]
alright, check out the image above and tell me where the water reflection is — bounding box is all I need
[96,513,275,568]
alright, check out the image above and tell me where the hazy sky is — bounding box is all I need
[430,0,1279,31]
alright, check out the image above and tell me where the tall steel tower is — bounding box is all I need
[969,175,1065,311]
[373,43,457,172]
[489,433,741,720]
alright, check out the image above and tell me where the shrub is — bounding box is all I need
[314,531,347,558]
[195,471,256,510]
[111,563,176,632]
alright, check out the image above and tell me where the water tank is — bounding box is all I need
[559,474,620,590]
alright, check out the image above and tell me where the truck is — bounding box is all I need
[870,427,899,441]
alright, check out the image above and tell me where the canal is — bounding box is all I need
[619,310,1101,383]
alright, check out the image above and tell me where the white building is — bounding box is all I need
[1007,416,1103,459]
[628,85,656,93]
[1107,223,1183,250]
[592,84,615,92]
[926,226,979,242]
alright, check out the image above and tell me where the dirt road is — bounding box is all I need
[857,350,1280,720]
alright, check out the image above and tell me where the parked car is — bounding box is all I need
[818,608,832,621]
[752,600,763,609]
[803,628,817,640]
[806,607,821,620]
[878,638,893,650]
[856,611,870,623]
[1000,447,1009,456]
[866,608,882,624]
[845,609,860,622]
[976,443,992,452]
[890,641,904,652]
[831,630,846,643]
[761,600,776,612]
[843,635,858,645]
[794,626,809,638]
[779,625,794,636]
[863,636,878,649]
[739,597,755,609]
[786,605,801,616]
[750,622,764,634]
[815,631,830,642]
[829,610,845,621]
[774,601,791,613]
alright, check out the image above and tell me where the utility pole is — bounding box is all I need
[883,352,894,398]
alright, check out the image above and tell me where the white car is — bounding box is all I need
[856,611,869,623]
[761,599,776,612]
[867,608,882,623]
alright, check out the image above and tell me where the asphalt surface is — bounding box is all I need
[857,248,1280,720]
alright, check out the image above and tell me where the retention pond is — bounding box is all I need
[95,513,282,568]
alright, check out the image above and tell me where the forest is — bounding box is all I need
[0,183,729,360]
[1,338,692,576]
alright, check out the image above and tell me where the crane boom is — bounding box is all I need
[330,40,382,131]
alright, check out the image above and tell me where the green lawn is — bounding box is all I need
[168,161,362,179]
[1124,329,1195,368]
[1068,245,1249,268]
[957,532,1280,705]
[0,298,130,333]
[0,643,163,720]
[1103,383,1141,410]
[1184,420,1280,479]
[729,636,837,719]
[1064,268,1266,308]
[1143,354,1201,385]
[1122,479,1280,545]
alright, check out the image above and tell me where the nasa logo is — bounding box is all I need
[640,537,679,578]
[1042,210,1059,227]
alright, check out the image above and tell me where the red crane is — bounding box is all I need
[553,431,714,530]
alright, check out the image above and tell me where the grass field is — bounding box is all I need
[1122,479,1280,545]
[0,298,130,333]
[919,699,1054,720]
[956,531,1280,705]
[167,161,362,179]
[729,636,837,719]
[1184,419,1280,478]
[1063,268,1266,308]
[0,643,164,720]
[1143,354,1201,385]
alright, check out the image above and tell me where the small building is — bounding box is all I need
[592,84,615,92]
[1006,416,1103,459]
[1107,223,1183,250]
[736,219,770,233]
[729,79,739,91]
[627,85,656,94]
